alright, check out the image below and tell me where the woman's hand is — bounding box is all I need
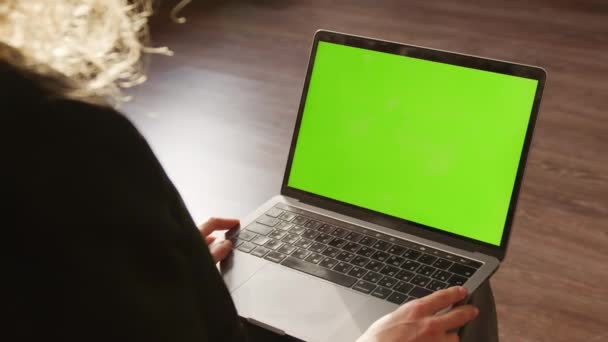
[199,217,240,263]
[357,286,479,342]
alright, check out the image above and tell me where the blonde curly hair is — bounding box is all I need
[0,0,188,105]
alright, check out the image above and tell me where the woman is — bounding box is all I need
[4,1,496,341]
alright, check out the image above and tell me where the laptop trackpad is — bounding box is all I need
[231,262,371,342]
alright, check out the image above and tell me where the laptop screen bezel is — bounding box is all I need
[280,30,546,260]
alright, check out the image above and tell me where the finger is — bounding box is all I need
[209,240,233,263]
[205,235,216,245]
[199,217,240,237]
[434,305,479,332]
[412,286,467,317]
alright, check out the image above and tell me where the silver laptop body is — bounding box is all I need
[222,30,546,342]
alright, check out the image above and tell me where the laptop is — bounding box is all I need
[222,30,546,342]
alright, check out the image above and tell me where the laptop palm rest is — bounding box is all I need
[230,256,395,342]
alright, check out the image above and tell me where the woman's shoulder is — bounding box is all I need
[46,98,138,141]
[1,60,156,193]
[2,59,129,125]
[1,60,138,146]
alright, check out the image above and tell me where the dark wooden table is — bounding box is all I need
[124,1,608,340]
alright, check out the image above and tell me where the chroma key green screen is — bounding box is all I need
[287,41,538,246]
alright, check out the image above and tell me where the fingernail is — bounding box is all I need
[459,286,468,296]
[474,307,480,316]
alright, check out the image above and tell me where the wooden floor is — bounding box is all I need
[124,0,608,340]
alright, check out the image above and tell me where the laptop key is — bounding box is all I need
[330,227,348,238]
[352,255,370,267]
[414,245,433,254]
[252,235,272,246]
[396,270,415,282]
[371,286,392,300]
[315,233,334,244]
[246,223,274,236]
[371,251,390,262]
[403,249,422,260]
[302,228,320,240]
[417,265,437,277]
[387,245,406,256]
[333,262,353,274]
[237,241,256,253]
[344,232,363,242]
[343,242,361,253]
[328,238,348,248]
[418,254,437,265]
[308,242,327,254]
[443,253,458,262]
[276,222,295,232]
[268,230,287,240]
[305,253,325,264]
[319,258,339,269]
[409,286,433,299]
[359,236,377,247]
[279,211,297,222]
[318,224,335,234]
[379,265,400,277]
[304,220,323,230]
[265,208,284,218]
[387,292,408,304]
[265,239,284,250]
[386,255,405,267]
[257,216,280,227]
[432,270,452,282]
[274,221,294,231]
[447,274,468,286]
[335,251,355,263]
[281,257,357,288]
[372,240,391,251]
[353,280,376,294]
[362,271,382,283]
[394,281,414,295]
[469,260,483,269]
[265,251,287,263]
[449,263,476,277]
[401,260,421,272]
[321,246,341,258]
[294,238,313,249]
[251,246,270,258]
[433,258,453,270]
[292,215,309,225]
[427,279,448,291]
[378,276,398,289]
[356,246,376,257]
[365,260,384,272]
[292,248,311,260]
[281,233,300,245]
[348,266,368,278]
[278,244,297,255]
[237,230,257,241]
[411,275,431,287]
[289,225,306,235]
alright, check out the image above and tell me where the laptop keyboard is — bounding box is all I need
[230,204,482,305]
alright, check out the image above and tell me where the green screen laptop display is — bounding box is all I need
[287,41,539,246]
